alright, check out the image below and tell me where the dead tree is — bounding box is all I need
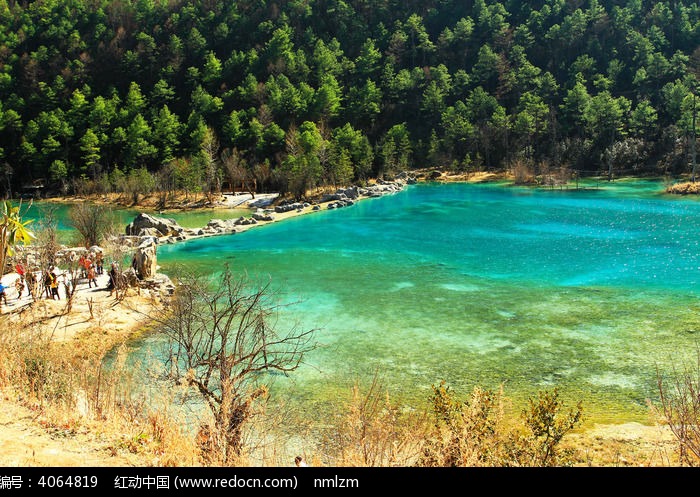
[152,265,317,464]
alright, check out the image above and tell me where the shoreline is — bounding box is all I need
[118,179,412,245]
[114,170,557,246]
[159,173,681,246]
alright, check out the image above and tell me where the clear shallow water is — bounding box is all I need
[136,180,700,426]
[21,203,139,245]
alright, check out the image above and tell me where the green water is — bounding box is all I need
[23,202,249,244]
[126,180,700,426]
[22,202,138,245]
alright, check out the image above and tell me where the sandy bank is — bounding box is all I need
[0,268,167,466]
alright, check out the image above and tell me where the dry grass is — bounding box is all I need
[666,181,700,195]
[46,191,215,211]
[320,374,428,467]
[564,422,679,467]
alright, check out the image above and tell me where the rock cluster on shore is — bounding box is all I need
[122,176,414,246]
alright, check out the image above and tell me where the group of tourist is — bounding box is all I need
[77,250,104,289]
[0,252,121,309]
[0,262,37,308]
[4,264,65,302]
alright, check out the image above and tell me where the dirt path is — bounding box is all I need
[0,398,148,467]
[0,267,165,467]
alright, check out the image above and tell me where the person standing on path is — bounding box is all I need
[26,271,37,300]
[43,270,53,299]
[78,253,90,279]
[49,269,60,300]
[95,252,104,275]
[15,261,26,279]
[0,282,8,307]
[108,262,119,296]
[87,264,98,288]
[14,277,24,300]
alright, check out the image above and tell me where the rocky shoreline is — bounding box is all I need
[121,176,414,246]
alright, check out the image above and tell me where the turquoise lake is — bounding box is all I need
[119,180,700,426]
[113,180,700,422]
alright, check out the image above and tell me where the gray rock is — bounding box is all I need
[132,240,158,279]
[252,211,275,222]
[138,236,159,246]
[126,213,185,237]
[338,187,359,199]
[137,227,162,238]
[321,193,346,202]
[207,219,228,230]
[142,273,176,296]
[248,194,279,208]
[275,202,304,213]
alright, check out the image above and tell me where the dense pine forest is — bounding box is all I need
[0,0,698,199]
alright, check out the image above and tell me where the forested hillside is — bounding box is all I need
[0,0,698,198]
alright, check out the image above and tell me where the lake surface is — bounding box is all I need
[125,179,700,426]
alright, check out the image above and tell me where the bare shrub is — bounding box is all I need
[68,203,118,248]
[154,164,176,210]
[420,382,584,467]
[323,373,427,467]
[125,167,157,206]
[222,148,256,197]
[511,159,535,185]
[557,164,572,186]
[656,349,700,466]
